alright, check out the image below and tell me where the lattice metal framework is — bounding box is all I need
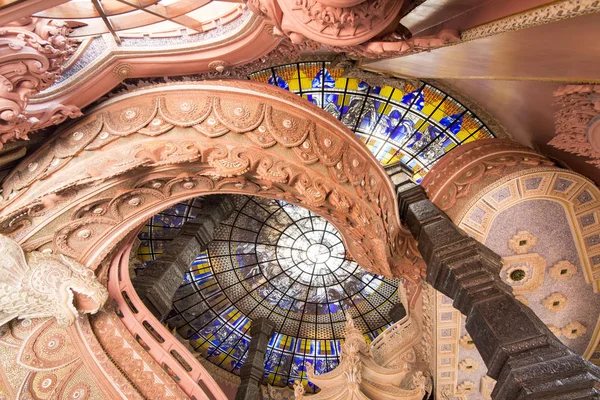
[138,196,398,391]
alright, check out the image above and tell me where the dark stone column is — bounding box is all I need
[133,195,234,320]
[235,318,275,400]
[388,302,407,323]
[394,179,600,399]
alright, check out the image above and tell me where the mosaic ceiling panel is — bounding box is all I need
[138,196,398,391]
[248,62,495,182]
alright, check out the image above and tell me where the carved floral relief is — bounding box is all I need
[0,18,79,146]
[0,81,424,281]
[245,0,460,58]
[550,85,600,168]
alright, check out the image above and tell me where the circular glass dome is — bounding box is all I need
[137,195,399,390]
[134,62,498,390]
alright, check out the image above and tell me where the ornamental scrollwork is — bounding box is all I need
[0,82,424,279]
[550,85,600,168]
[0,18,77,146]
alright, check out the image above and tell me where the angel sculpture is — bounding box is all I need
[0,235,108,327]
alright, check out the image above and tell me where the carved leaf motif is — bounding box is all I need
[292,138,320,164]
[1,146,55,197]
[158,95,212,126]
[265,105,312,147]
[291,173,329,207]
[108,188,165,221]
[311,127,346,166]
[256,157,291,183]
[246,126,278,148]
[342,149,369,186]
[102,99,159,135]
[207,145,252,177]
[192,113,230,137]
[213,97,265,132]
[54,118,103,159]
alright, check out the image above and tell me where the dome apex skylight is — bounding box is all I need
[138,195,398,390]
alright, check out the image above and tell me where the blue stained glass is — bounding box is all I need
[312,68,335,88]
[268,73,290,90]
[401,89,425,111]
[440,113,464,134]
[368,84,381,94]
[389,118,414,142]
[315,359,328,374]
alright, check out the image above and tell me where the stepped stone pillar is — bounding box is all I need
[235,318,275,400]
[133,195,234,320]
[394,176,600,399]
[388,279,408,322]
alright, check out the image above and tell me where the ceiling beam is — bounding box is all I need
[91,0,121,45]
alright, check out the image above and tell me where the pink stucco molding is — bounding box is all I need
[108,232,229,400]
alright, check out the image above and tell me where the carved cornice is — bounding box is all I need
[461,0,600,42]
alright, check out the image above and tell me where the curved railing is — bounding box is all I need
[107,232,228,400]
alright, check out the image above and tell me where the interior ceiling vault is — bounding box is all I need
[0,1,599,399]
[366,2,600,184]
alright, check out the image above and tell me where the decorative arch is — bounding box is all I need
[0,80,426,398]
[0,80,423,278]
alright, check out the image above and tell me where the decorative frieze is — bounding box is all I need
[0,18,79,146]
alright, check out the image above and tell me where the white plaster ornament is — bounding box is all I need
[0,235,108,327]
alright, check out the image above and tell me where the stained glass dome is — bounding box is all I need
[136,64,497,391]
[248,62,495,182]
[137,196,398,391]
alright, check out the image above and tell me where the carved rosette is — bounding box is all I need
[0,18,77,146]
[248,0,403,44]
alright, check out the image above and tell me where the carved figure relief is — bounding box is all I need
[302,312,428,399]
[0,235,107,327]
